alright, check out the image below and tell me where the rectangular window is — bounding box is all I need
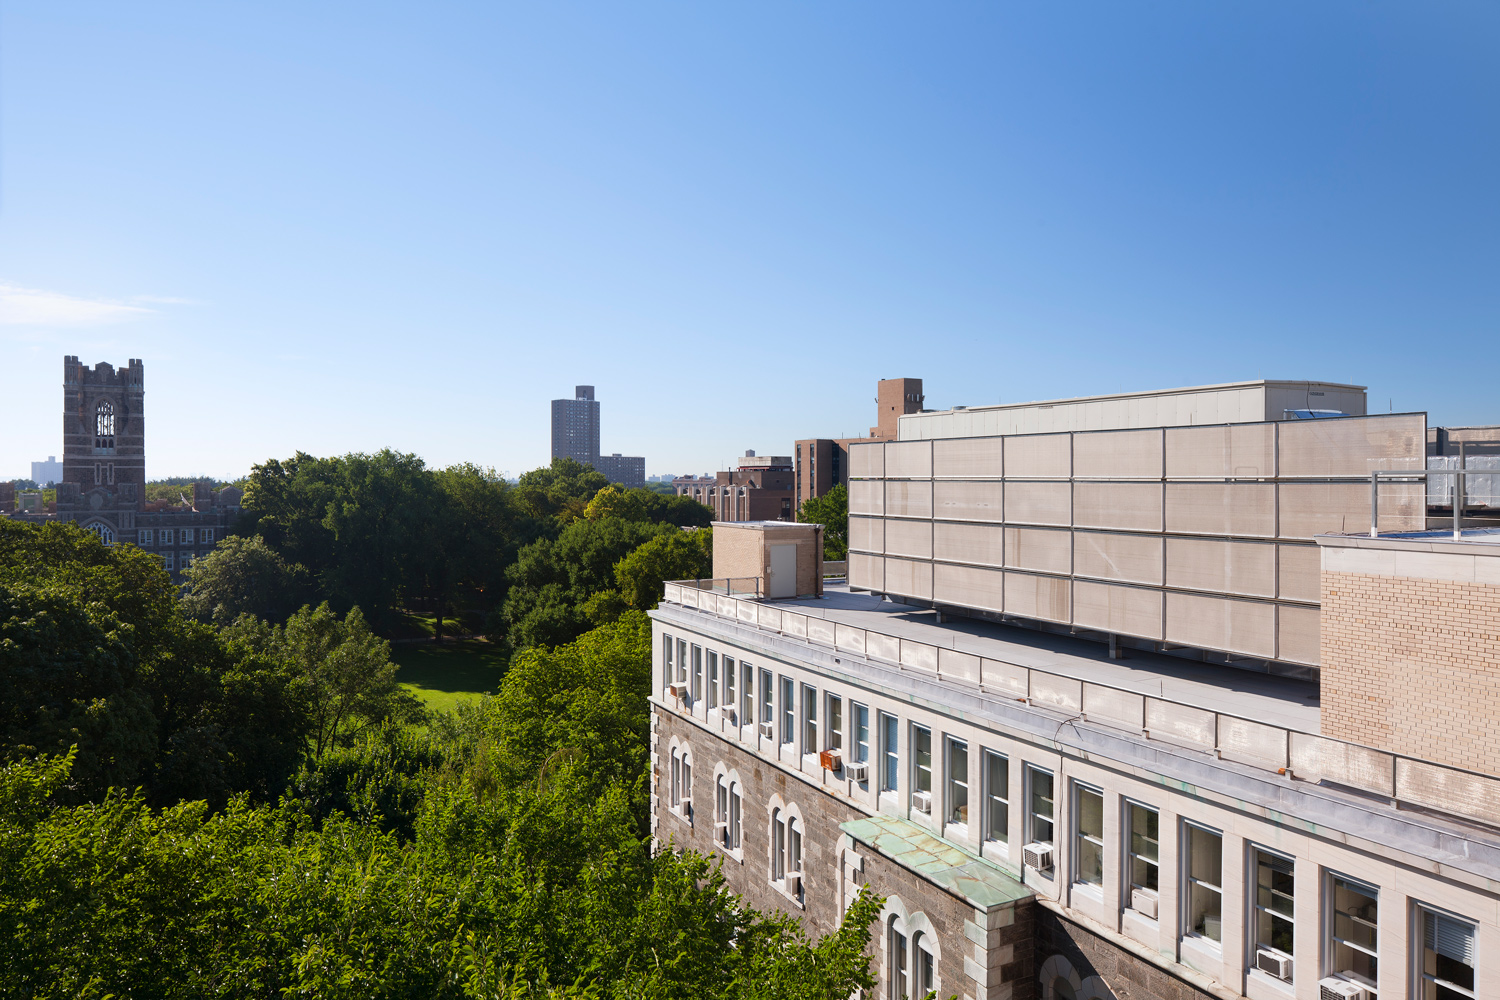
[984,750,1009,846]
[1327,873,1377,991]
[201,528,213,544]
[138,529,153,546]
[707,652,719,709]
[773,813,786,880]
[801,684,817,754]
[1127,802,1160,903]
[1185,823,1223,944]
[676,639,687,682]
[723,656,735,714]
[671,749,681,807]
[912,725,932,796]
[182,528,195,544]
[880,712,899,792]
[827,695,842,751]
[1252,848,1295,966]
[780,676,794,744]
[853,704,870,786]
[760,669,773,726]
[1075,784,1104,887]
[947,738,969,826]
[163,552,175,571]
[742,662,754,729]
[1419,905,1475,999]
[728,782,742,850]
[889,927,908,1000]
[691,645,703,702]
[662,633,674,689]
[161,528,174,546]
[1027,765,1055,846]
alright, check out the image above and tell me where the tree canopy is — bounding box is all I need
[797,484,847,560]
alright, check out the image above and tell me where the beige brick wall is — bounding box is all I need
[1321,569,1500,775]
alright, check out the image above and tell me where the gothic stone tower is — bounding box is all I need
[62,355,145,492]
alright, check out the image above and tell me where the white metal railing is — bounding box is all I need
[661,581,1500,831]
[1371,466,1500,539]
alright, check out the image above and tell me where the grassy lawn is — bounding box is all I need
[392,639,508,713]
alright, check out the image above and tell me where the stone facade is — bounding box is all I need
[1,356,240,580]
[1319,535,1500,775]
[1036,910,1212,1000]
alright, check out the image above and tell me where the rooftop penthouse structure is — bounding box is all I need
[649,380,1499,1000]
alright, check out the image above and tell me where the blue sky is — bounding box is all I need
[1,2,1496,481]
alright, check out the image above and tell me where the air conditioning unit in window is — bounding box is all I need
[1256,949,1292,982]
[844,761,869,782]
[786,871,802,897]
[723,708,736,726]
[679,796,692,816]
[912,789,933,813]
[759,721,774,739]
[666,683,688,700]
[1022,842,1054,872]
[1130,887,1158,919]
[819,748,842,771]
[1319,976,1371,1000]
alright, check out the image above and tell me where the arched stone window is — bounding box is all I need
[713,764,743,855]
[95,400,116,451]
[83,521,114,545]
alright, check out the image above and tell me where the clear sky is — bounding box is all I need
[1,2,1496,481]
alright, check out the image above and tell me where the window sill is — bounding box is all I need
[668,806,693,828]
[768,880,805,909]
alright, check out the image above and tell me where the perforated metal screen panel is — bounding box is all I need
[1164,537,1276,598]
[848,516,884,554]
[884,518,933,559]
[1004,571,1070,622]
[1003,526,1072,575]
[1004,481,1071,525]
[1276,543,1320,602]
[1164,483,1276,537]
[848,553,883,592]
[884,556,933,600]
[1073,580,1164,639]
[1277,413,1425,477]
[933,480,1003,521]
[933,437,1004,478]
[884,480,933,519]
[848,480,884,516]
[1166,592,1276,659]
[1004,433,1071,478]
[1074,531,1164,586]
[933,563,1004,613]
[1165,423,1275,479]
[1276,604,1320,665]
[849,442,884,478]
[884,440,933,479]
[1072,428,1163,479]
[933,521,1004,567]
[1278,481,1423,538]
[1074,482,1163,531]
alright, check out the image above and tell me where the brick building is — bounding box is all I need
[795,377,923,509]
[651,380,1500,1000]
[676,452,794,523]
[0,356,240,579]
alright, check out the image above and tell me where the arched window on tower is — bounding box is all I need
[95,401,116,452]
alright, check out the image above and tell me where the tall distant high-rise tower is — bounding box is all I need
[551,385,601,467]
[548,384,645,487]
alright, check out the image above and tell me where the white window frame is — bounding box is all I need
[668,741,693,824]
[945,737,969,829]
[691,645,703,703]
[801,683,818,756]
[767,797,805,907]
[853,702,870,772]
[722,655,735,718]
[780,676,795,746]
[200,527,214,544]
[759,668,773,729]
[1325,871,1378,994]
[1073,782,1104,890]
[1125,800,1160,916]
[662,632,674,691]
[1183,821,1224,946]
[826,694,843,753]
[740,661,754,733]
[983,749,1009,849]
[1026,764,1055,848]
[138,528,153,547]
[707,651,719,710]
[911,724,932,797]
[1416,903,1476,1000]
[1250,845,1296,973]
[880,712,899,794]
[676,639,687,683]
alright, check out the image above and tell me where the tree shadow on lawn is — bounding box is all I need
[392,639,508,699]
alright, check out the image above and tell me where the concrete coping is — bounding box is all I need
[1317,529,1500,554]
[840,814,1032,911]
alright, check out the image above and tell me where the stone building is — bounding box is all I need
[651,380,1500,1000]
[0,356,240,579]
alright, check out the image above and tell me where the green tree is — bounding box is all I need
[798,483,847,559]
[180,534,314,624]
[225,603,422,759]
[613,528,713,608]
[512,457,610,523]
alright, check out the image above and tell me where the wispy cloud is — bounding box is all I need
[0,282,156,327]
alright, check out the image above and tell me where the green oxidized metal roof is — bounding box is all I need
[840,814,1033,910]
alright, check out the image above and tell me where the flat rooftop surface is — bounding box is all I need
[774,585,1321,733]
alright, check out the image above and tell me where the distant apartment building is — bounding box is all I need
[795,377,924,508]
[649,378,1500,1000]
[676,452,794,523]
[549,384,646,487]
[29,455,62,486]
